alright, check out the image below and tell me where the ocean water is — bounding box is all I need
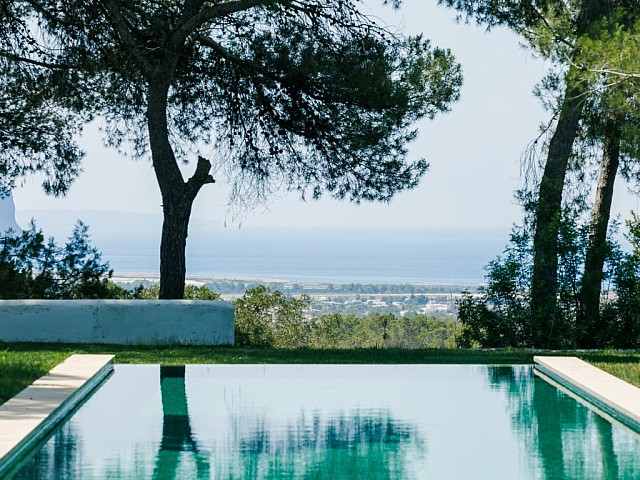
[100,226,509,285]
[15,211,511,285]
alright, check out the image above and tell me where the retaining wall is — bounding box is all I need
[0,300,234,345]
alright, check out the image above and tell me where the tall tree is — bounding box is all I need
[579,119,621,346]
[578,14,640,344]
[529,5,640,346]
[2,0,462,298]
[507,0,614,347]
[441,0,637,347]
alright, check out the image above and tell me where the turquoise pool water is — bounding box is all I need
[11,365,640,479]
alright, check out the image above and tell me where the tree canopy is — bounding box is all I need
[1,0,462,297]
[0,9,84,196]
[441,0,640,347]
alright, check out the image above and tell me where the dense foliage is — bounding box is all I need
[233,285,459,349]
[0,222,120,299]
[458,213,640,348]
[0,45,83,194]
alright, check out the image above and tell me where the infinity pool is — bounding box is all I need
[11,365,640,479]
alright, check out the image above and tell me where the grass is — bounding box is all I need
[586,352,640,387]
[0,342,638,405]
[0,348,70,405]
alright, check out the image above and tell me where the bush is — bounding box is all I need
[128,284,221,300]
[233,285,311,348]
[0,221,126,299]
[600,213,640,347]
[310,313,460,349]
[233,285,460,349]
[456,226,534,348]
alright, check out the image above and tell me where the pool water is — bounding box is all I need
[11,365,640,479]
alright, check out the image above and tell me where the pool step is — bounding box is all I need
[0,354,114,477]
[534,356,640,433]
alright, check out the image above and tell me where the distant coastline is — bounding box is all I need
[112,273,480,295]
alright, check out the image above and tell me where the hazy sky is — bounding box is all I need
[12,0,640,229]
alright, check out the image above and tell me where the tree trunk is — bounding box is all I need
[147,74,214,299]
[530,0,609,348]
[530,74,586,348]
[159,198,193,299]
[578,120,621,347]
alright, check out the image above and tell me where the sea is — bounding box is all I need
[17,211,512,286]
[103,227,511,286]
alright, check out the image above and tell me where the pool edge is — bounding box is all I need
[534,356,640,434]
[0,354,114,478]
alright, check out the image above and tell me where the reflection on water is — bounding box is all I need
[13,423,81,480]
[14,366,424,479]
[216,408,423,479]
[486,366,640,480]
[152,366,210,479]
[12,365,640,479]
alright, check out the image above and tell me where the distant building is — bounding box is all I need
[0,192,22,235]
[421,303,448,313]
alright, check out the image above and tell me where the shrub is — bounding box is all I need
[600,213,640,347]
[0,221,125,299]
[233,285,310,348]
[456,226,534,348]
[129,284,220,300]
[233,285,460,349]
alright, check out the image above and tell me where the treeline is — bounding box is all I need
[203,281,473,295]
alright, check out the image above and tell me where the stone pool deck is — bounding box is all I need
[0,354,114,477]
[534,356,640,433]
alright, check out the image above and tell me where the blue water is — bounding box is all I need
[13,365,640,479]
[99,227,509,285]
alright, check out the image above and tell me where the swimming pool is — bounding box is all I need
[10,364,640,479]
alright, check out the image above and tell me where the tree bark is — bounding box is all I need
[159,198,193,299]
[578,119,621,347]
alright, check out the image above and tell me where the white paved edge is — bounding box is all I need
[0,354,114,478]
[534,356,640,433]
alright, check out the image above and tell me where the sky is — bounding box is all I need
[11,0,640,230]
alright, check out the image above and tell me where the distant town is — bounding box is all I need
[112,275,479,319]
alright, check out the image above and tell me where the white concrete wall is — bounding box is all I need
[0,300,234,345]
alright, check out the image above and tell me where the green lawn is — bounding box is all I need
[1,343,639,405]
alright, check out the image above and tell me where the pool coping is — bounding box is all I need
[0,354,114,478]
[534,355,640,433]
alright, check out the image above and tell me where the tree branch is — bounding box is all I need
[0,50,74,70]
[174,0,277,41]
[186,155,215,199]
[196,35,323,99]
[580,66,640,80]
[101,0,153,77]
